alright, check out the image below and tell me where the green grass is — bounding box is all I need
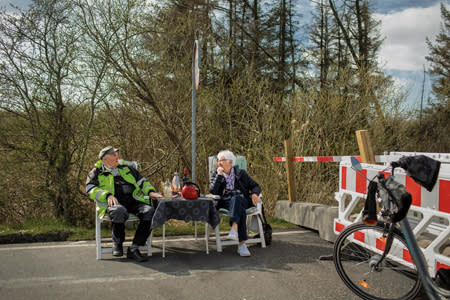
[0,218,94,241]
[0,217,298,242]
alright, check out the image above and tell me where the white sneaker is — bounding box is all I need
[237,243,251,257]
[226,228,239,241]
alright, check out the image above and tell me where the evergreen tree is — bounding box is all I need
[414,3,450,152]
[426,3,450,104]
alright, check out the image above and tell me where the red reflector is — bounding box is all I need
[364,219,377,226]
[360,280,370,289]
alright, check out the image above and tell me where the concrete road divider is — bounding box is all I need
[274,200,338,242]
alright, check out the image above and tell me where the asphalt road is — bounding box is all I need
[0,228,428,300]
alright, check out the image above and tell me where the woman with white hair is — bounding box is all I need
[209,150,261,256]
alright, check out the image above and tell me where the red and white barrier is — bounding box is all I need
[334,158,450,276]
[338,163,450,212]
[273,155,366,162]
[273,152,450,164]
[272,151,450,275]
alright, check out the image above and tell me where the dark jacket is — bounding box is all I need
[209,167,261,204]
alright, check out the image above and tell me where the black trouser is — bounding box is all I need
[107,201,155,246]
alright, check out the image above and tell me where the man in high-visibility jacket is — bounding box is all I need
[86,146,163,262]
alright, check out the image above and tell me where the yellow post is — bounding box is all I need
[356,130,375,164]
[285,122,297,203]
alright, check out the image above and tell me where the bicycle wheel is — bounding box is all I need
[334,223,421,300]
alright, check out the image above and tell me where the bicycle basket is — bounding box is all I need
[383,176,412,223]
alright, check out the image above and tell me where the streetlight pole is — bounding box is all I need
[192,40,200,182]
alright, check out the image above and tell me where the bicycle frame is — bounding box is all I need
[375,179,450,299]
[398,217,450,300]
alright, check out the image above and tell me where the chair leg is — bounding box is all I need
[257,215,266,248]
[95,213,102,260]
[147,231,152,257]
[205,224,209,255]
[214,225,222,252]
[162,223,166,258]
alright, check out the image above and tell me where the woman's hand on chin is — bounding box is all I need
[217,167,224,175]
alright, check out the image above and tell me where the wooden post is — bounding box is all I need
[356,130,375,163]
[285,129,297,203]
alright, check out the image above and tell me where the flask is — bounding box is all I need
[164,180,172,200]
[172,172,181,194]
[182,168,189,187]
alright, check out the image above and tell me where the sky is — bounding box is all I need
[1,0,448,108]
[295,0,447,108]
[373,0,446,108]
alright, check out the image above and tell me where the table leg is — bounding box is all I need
[162,224,166,258]
[215,226,222,252]
[194,221,197,239]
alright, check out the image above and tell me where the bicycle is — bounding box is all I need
[333,155,450,300]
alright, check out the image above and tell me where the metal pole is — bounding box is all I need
[192,40,200,182]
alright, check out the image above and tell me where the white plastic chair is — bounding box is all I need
[95,210,153,260]
[94,161,153,260]
[205,155,266,251]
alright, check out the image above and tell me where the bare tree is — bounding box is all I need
[326,0,385,122]
[309,0,333,90]
[76,0,220,174]
[0,0,110,224]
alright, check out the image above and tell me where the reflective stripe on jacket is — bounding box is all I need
[85,160,156,218]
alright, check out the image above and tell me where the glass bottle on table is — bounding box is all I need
[171,172,180,195]
[160,181,165,195]
[164,179,172,200]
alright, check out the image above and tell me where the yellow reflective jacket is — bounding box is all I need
[85,160,156,218]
